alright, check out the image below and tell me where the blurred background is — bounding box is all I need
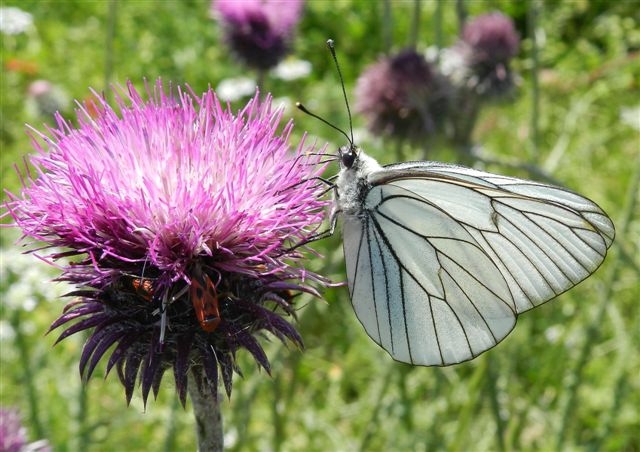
[1,1,638,450]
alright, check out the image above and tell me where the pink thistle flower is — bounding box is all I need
[212,0,304,70]
[3,80,329,404]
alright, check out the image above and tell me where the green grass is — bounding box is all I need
[1,1,639,450]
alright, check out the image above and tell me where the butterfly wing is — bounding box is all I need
[343,162,614,366]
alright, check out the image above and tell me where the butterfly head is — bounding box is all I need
[338,144,358,169]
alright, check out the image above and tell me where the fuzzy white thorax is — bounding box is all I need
[335,149,383,216]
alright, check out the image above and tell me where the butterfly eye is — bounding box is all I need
[339,145,357,169]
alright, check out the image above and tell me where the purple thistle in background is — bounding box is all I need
[212,0,304,71]
[3,80,330,406]
[0,407,51,452]
[0,408,27,452]
[435,11,520,153]
[443,12,520,98]
[462,12,519,65]
[355,49,450,145]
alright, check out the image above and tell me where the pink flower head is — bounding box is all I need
[3,79,329,403]
[212,0,304,70]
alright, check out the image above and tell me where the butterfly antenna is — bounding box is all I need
[326,39,355,146]
[296,102,353,146]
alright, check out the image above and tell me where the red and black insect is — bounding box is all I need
[131,278,155,302]
[190,272,222,333]
[114,275,155,302]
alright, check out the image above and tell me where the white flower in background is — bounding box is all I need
[544,325,563,344]
[271,96,293,114]
[0,320,15,341]
[0,7,33,35]
[0,246,69,312]
[432,46,467,86]
[271,58,312,81]
[620,105,640,131]
[215,76,257,101]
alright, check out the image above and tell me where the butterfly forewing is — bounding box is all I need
[344,162,614,366]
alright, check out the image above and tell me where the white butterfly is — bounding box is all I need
[300,39,615,367]
[333,144,615,366]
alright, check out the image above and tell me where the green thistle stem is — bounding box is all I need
[408,0,421,49]
[528,0,541,162]
[382,0,392,54]
[188,373,223,452]
[104,0,117,89]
